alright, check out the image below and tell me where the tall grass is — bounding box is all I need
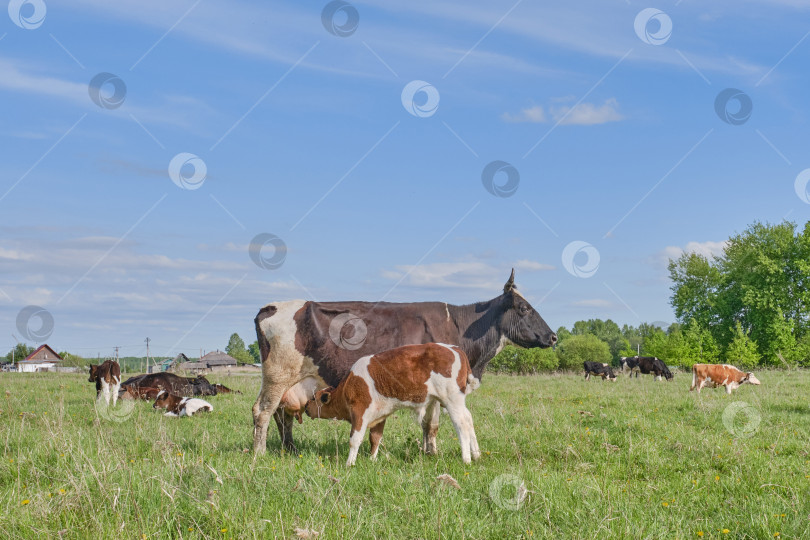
[1,370,807,539]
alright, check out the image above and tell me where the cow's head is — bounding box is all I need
[744,373,761,386]
[88,364,98,383]
[606,369,617,382]
[498,269,557,349]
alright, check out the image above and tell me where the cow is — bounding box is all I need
[121,373,218,396]
[120,385,162,401]
[620,356,672,381]
[690,364,761,394]
[304,343,480,466]
[88,360,121,406]
[252,269,557,454]
[153,390,214,417]
[213,384,240,394]
[583,361,616,382]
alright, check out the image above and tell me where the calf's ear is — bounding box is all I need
[319,392,332,404]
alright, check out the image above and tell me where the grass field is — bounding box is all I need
[1,369,808,539]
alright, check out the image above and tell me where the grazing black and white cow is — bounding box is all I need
[252,269,557,454]
[620,356,672,381]
[583,361,616,382]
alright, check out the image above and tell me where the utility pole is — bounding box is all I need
[113,346,120,362]
[145,337,151,373]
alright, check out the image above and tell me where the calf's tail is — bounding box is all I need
[465,373,481,394]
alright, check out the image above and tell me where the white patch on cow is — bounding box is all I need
[747,374,761,385]
[495,335,515,356]
[258,300,308,352]
[174,397,214,417]
[99,379,111,406]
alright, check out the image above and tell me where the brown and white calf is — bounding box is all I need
[120,385,161,401]
[88,360,121,406]
[152,390,214,417]
[690,364,761,394]
[304,343,480,466]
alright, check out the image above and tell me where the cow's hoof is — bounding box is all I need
[471,451,481,461]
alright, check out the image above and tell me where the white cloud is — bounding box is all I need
[501,106,547,123]
[502,99,623,126]
[654,240,727,268]
[382,262,504,290]
[550,98,623,125]
[514,259,555,271]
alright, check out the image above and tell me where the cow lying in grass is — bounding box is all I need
[304,343,480,466]
[120,385,161,401]
[690,364,761,394]
[152,390,213,417]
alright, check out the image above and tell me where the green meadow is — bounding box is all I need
[1,370,808,539]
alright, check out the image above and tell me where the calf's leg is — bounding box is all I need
[273,408,299,454]
[419,399,441,455]
[347,414,369,467]
[443,395,473,464]
[111,376,120,407]
[369,420,386,461]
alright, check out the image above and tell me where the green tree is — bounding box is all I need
[725,321,760,369]
[668,220,810,365]
[59,352,89,368]
[571,319,630,364]
[681,319,719,367]
[225,333,252,364]
[488,345,559,374]
[556,334,611,370]
[6,343,33,363]
[556,326,572,343]
[248,340,261,364]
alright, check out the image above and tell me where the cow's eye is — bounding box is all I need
[520,305,529,314]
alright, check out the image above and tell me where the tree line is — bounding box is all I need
[490,221,810,374]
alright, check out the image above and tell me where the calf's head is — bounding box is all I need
[305,387,347,421]
[498,270,557,349]
[153,390,175,410]
[88,365,98,383]
[743,373,761,386]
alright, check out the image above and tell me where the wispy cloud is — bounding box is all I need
[503,98,623,125]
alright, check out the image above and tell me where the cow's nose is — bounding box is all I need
[550,333,558,345]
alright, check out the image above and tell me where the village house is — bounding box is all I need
[16,344,63,373]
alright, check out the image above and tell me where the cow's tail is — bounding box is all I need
[690,364,697,390]
[465,373,481,394]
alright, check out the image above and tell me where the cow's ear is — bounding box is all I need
[319,392,331,404]
[503,268,516,293]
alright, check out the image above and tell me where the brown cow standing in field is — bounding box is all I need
[253,270,557,454]
[690,364,761,394]
[305,343,480,466]
[88,360,121,406]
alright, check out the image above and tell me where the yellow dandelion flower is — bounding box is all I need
[21,499,30,505]
[188,527,193,532]
[723,529,730,534]
[774,533,780,537]
[715,476,720,481]
[59,489,65,494]
[662,502,669,507]
[220,528,227,533]
[697,532,704,537]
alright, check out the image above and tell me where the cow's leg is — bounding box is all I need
[369,419,386,461]
[585,372,590,380]
[419,399,441,455]
[273,408,298,454]
[444,396,472,464]
[100,379,111,406]
[111,376,120,407]
[252,384,286,454]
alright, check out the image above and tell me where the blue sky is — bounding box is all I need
[1,0,809,359]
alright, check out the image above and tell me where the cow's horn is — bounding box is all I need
[504,268,516,293]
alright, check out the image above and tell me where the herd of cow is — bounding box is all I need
[85,270,762,466]
[88,360,238,417]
